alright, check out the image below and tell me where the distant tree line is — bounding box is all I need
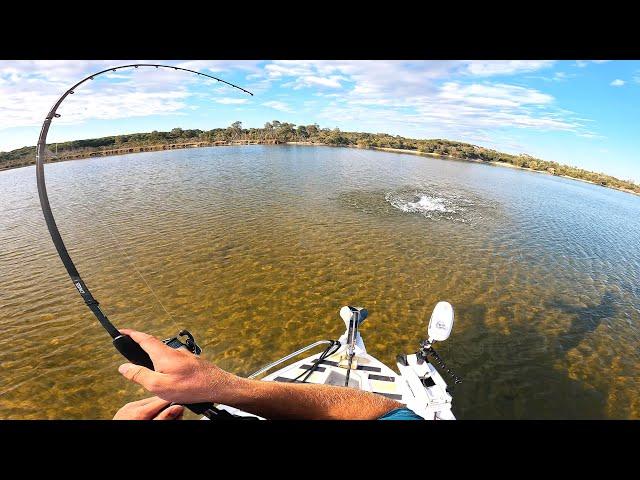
[1,120,638,195]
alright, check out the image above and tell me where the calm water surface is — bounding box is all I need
[1,145,639,419]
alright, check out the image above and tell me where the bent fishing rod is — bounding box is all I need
[35,64,253,420]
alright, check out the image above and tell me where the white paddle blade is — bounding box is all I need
[428,301,454,342]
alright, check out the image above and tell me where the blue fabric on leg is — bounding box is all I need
[378,407,424,420]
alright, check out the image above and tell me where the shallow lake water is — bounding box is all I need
[1,145,639,419]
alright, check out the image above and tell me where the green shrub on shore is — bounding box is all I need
[1,120,638,195]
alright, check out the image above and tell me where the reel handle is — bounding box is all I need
[112,333,224,418]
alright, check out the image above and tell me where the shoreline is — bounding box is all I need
[2,140,638,198]
[363,145,640,198]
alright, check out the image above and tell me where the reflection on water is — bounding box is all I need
[0,145,639,419]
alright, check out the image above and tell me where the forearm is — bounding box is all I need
[114,329,401,420]
[216,375,401,420]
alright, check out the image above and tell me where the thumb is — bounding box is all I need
[154,405,184,420]
[118,363,162,391]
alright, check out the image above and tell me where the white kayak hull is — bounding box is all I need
[212,326,456,420]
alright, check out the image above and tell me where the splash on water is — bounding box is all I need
[385,186,476,222]
[386,193,450,215]
[337,184,498,224]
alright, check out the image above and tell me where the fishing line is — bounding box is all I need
[84,203,180,330]
[36,64,253,420]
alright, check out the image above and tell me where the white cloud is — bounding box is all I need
[0,61,252,132]
[0,66,191,130]
[0,87,190,131]
[578,132,606,139]
[264,61,315,79]
[526,71,577,83]
[315,74,583,139]
[0,60,116,84]
[176,60,263,74]
[265,61,460,100]
[284,75,346,89]
[553,71,578,81]
[464,60,555,77]
[266,62,351,90]
[439,82,553,107]
[610,79,625,87]
[318,80,581,138]
[0,59,601,153]
[286,61,592,139]
[262,100,293,113]
[214,97,249,104]
[574,60,610,68]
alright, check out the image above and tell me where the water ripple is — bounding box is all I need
[1,146,639,419]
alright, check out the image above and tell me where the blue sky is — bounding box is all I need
[1,60,638,182]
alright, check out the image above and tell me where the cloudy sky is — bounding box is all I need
[1,60,638,181]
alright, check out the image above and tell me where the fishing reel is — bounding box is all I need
[113,329,236,420]
[162,329,202,355]
[113,329,202,370]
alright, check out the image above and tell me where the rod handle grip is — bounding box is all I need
[113,334,222,418]
[113,334,154,369]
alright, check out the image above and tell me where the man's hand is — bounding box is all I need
[116,329,401,420]
[113,396,185,420]
[116,329,238,404]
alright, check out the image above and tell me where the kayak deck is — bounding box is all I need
[264,348,405,402]
[214,342,455,420]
